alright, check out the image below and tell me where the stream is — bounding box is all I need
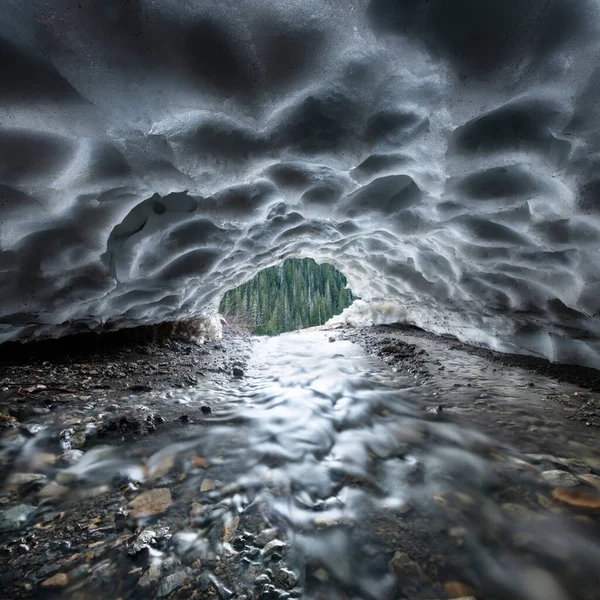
[1,330,600,600]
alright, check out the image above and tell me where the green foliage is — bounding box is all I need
[219,258,355,336]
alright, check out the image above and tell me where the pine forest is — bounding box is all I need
[219,258,355,336]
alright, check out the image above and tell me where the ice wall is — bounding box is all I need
[1,0,600,367]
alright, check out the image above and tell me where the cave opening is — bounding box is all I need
[219,257,356,336]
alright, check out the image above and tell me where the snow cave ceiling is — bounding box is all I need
[2,0,600,367]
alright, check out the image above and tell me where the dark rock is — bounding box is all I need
[232,536,246,551]
[156,571,186,598]
[277,568,297,589]
[138,562,162,592]
[262,539,286,557]
[128,384,153,393]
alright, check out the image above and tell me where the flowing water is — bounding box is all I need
[2,331,600,600]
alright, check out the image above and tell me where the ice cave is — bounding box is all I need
[1,0,599,367]
[1,2,600,600]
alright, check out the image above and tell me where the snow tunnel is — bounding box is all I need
[1,0,600,367]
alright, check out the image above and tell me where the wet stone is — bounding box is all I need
[580,473,600,490]
[59,428,75,449]
[200,479,216,492]
[222,515,240,542]
[255,528,279,547]
[277,568,297,589]
[138,562,162,591]
[70,432,86,448]
[38,481,69,499]
[262,539,286,558]
[541,470,580,487]
[58,449,84,467]
[6,472,47,492]
[255,574,271,586]
[190,456,209,469]
[389,551,423,579]
[0,504,36,532]
[127,528,167,555]
[40,572,68,588]
[156,570,186,598]
[443,581,477,598]
[129,488,172,518]
[20,423,45,436]
[552,488,600,511]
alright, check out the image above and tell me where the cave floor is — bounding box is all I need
[0,326,598,600]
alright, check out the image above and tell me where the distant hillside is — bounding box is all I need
[219,258,355,336]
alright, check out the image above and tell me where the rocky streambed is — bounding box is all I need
[0,325,598,600]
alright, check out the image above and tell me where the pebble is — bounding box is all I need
[38,481,69,499]
[138,562,162,591]
[552,488,600,511]
[255,528,279,547]
[200,479,215,492]
[59,428,75,450]
[262,539,286,557]
[6,472,47,492]
[70,432,86,448]
[20,423,46,436]
[128,528,161,555]
[541,470,580,487]
[0,504,36,532]
[156,570,186,598]
[28,452,56,470]
[190,456,209,469]
[444,581,476,598]
[41,573,68,588]
[129,488,173,518]
[388,551,423,579]
[151,453,176,479]
[222,515,240,542]
[277,568,297,589]
[502,503,533,520]
[57,449,84,467]
[233,367,244,377]
[579,473,600,490]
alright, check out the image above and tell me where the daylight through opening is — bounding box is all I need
[219,258,355,336]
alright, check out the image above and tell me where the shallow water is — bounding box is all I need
[3,331,600,600]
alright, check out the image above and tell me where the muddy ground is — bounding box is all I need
[337,324,600,443]
[0,323,599,600]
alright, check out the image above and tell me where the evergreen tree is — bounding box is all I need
[220,258,355,335]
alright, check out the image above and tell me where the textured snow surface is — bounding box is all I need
[2,0,600,366]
